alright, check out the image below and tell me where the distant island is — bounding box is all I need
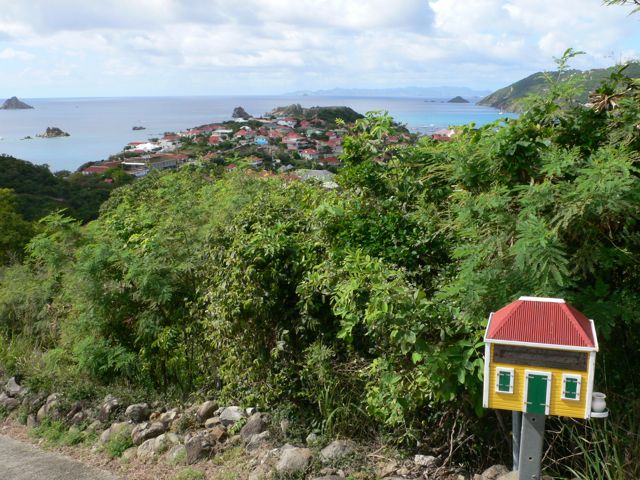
[1,96,34,110]
[447,96,469,103]
[269,104,363,124]
[287,86,491,98]
[479,61,640,112]
[37,127,70,138]
[232,106,251,119]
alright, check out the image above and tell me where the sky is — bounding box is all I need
[0,0,638,97]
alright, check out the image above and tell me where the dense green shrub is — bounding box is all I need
[1,53,639,475]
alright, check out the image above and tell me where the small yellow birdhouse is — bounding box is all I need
[482,296,599,419]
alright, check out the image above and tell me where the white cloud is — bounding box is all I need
[0,47,34,60]
[0,0,636,95]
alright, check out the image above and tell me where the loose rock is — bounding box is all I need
[240,412,269,440]
[496,473,517,480]
[204,416,221,428]
[36,394,62,422]
[165,444,187,465]
[219,406,245,426]
[121,446,138,462]
[209,424,227,444]
[414,454,437,467]
[320,440,355,462]
[98,395,121,423]
[137,432,180,460]
[5,377,27,398]
[131,421,168,445]
[377,461,398,478]
[70,410,87,425]
[276,446,313,474]
[0,393,20,411]
[26,414,38,428]
[246,430,270,452]
[100,421,133,444]
[160,408,179,426]
[197,400,218,423]
[306,432,320,446]
[482,465,510,480]
[185,431,216,464]
[125,403,150,423]
[136,438,157,461]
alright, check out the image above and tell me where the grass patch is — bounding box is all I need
[30,418,86,446]
[102,429,134,459]
[167,446,187,466]
[227,417,246,436]
[211,445,244,466]
[171,467,206,480]
[0,406,9,420]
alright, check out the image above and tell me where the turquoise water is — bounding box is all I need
[0,96,515,172]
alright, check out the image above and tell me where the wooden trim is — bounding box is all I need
[519,296,565,303]
[493,344,588,371]
[487,338,596,352]
[585,351,596,419]
[483,343,491,408]
[496,367,515,394]
[589,319,599,351]
[483,312,494,343]
[561,373,581,400]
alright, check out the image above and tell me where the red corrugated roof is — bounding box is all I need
[486,297,596,349]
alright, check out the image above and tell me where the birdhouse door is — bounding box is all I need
[524,371,551,415]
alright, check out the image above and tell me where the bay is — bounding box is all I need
[0,95,515,172]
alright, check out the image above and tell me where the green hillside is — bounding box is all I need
[0,155,132,222]
[479,62,640,111]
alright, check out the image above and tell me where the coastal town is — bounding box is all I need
[77,104,434,183]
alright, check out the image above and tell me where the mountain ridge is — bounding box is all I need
[479,62,640,112]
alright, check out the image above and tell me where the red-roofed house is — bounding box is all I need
[234,129,255,139]
[300,148,319,161]
[277,117,297,128]
[483,296,599,419]
[81,165,111,175]
[319,156,341,167]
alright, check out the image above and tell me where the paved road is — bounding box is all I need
[0,435,120,480]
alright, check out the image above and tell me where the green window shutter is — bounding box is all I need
[563,376,580,400]
[497,370,513,393]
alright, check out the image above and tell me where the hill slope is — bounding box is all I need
[0,155,130,222]
[479,62,640,112]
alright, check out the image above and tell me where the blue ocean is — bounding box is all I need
[0,96,515,172]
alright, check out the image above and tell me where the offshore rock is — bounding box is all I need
[1,96,33,109]
[37,127,70,138]
[232,106,250,119]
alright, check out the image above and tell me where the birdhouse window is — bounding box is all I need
[561,374,581,400]
[496,367,514,394]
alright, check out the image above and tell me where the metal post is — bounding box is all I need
[512,411,522,471]
[518,413,546,480]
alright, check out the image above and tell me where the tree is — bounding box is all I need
[0,188,32,263]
